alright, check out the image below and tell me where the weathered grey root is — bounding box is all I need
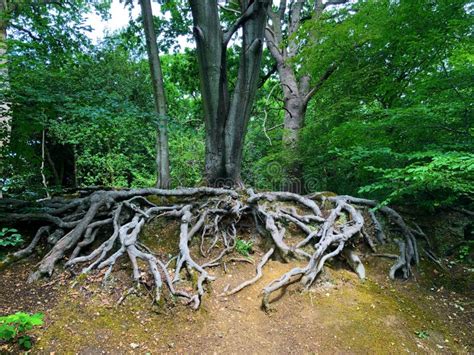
[0,187,422,309]
[343,247,365,280]
[327,196,419,279]
[220,247,275,296]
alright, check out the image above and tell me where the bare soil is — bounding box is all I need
[0,245,472,354]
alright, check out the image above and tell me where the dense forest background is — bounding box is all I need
[0,2,473,352]
[1,0,472,211]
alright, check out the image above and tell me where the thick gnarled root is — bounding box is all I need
[0,188,422,310]
[259,197,364,311]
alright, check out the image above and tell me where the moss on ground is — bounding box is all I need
[140,217,180,256]
[302,268,466,353]
[35,283,208,353]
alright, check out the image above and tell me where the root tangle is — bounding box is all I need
[0,187,422,309]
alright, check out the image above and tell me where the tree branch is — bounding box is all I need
[264,27,284,64]
[279,0,287,20]
[10,24,41,41]
[303,63,337,104]
[288,0,305,37]
[325,0,351,7]
[218,4,240,15]
[224,1,258,46]
[266,5,284,48]
[315,0,350,15]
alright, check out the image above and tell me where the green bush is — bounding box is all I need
[357,150,474,209]
[0,312,44,350]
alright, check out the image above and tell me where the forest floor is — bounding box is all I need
[0,217,473,354]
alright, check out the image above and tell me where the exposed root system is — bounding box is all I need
[0,187,422,310]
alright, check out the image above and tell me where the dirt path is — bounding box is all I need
[1,251,472,354]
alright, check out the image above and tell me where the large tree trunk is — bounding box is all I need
[140,0,170,189]
[265,1,340,191]
[190,0,270,186]
[277,63,308,148]
[276,63,308,193]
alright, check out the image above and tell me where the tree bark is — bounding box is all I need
[278,63,308,148]
[265,1,340,190]
[140,0,170,189]
[0,188,420,309]
[0,0,10,148]
[0,0,10,198]
[190,0,270,186]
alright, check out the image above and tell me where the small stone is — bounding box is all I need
[130,343,139,349]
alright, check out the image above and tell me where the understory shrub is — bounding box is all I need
[0,312,44,350]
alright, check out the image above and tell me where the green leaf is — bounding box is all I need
[19,335,32,350]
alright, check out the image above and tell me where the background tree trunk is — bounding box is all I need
[0,0,10,198]
[0,0,11,148]
[190,0,270,186]
[265,0,342,190]
[140,0,170,189]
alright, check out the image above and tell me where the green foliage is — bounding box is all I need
[296,0,473,210]
[0,228,23,248]
[5,29,204,192]
[242,79,287,190]
[2,0,472,217]
[235,239,253,257]
[358,151,474,207]
[415,330,430,340]
[457,243,472,263]
[168,128,204,187]
[0,312,44,350]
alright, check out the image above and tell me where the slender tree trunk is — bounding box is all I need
[0,0,10,198]
[0,0,11,144]
[269,51,309,192]
[190,0,269,186]
[140,0,170,189]
[45,144,60,186]
[224,4,268,184]
[265,1,339,191]
[40,130,50,198]
[0,0,10,147]
[73,146,78,188]
[265,4,307,191]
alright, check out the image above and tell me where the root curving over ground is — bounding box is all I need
[0,187,423,310]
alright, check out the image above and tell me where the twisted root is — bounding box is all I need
[0,187,422,309]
